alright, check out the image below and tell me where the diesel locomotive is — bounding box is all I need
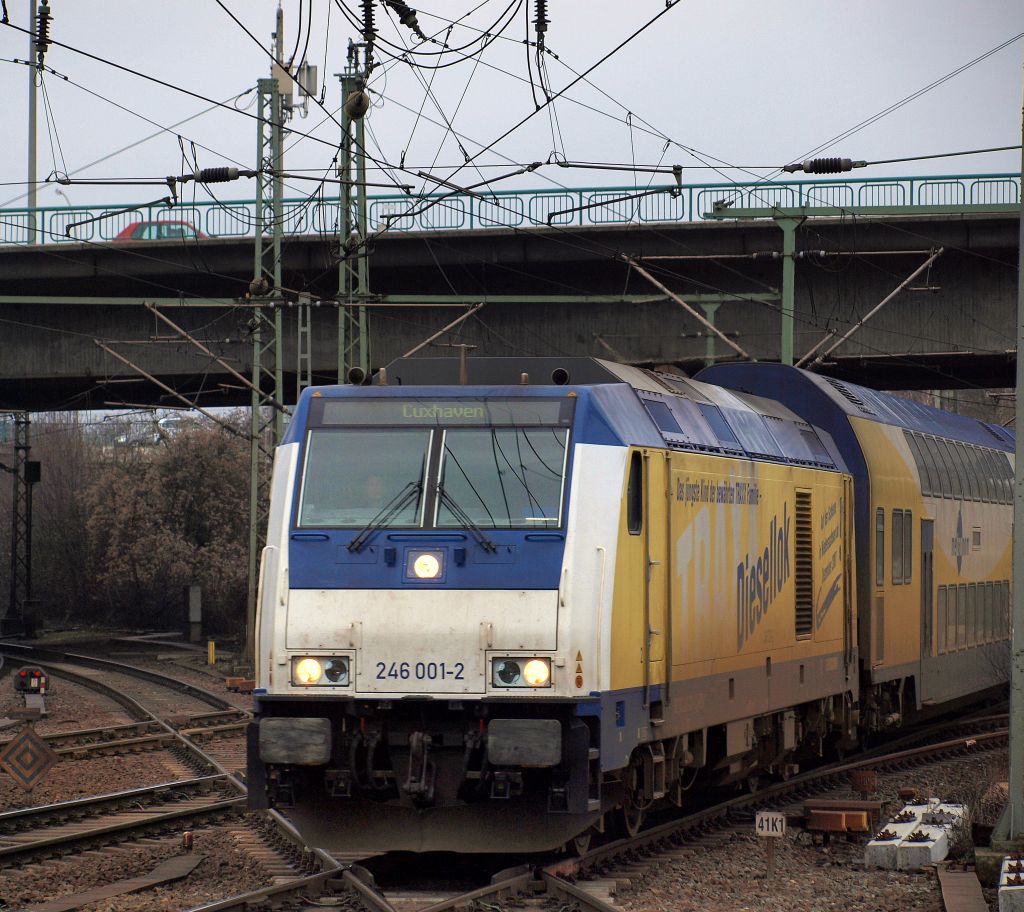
[247,357,1012,853]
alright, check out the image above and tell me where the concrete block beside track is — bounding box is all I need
[865,801,965,871]
[897,825,949,870]
[999,856,1024,912]
[864,820,919,869]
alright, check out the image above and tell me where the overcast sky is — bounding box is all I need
[0,0,1021,216]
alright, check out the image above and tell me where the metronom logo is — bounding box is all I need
[736,504,791,650]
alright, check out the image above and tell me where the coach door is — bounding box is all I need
[643,451,671,708]
[919,519,934,687]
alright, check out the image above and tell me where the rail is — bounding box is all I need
[0,172,1018,246]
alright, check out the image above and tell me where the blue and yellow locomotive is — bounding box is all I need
[247,358,1012,853]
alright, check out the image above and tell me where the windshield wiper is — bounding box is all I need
[348,481,422,553]
[436,484,498,553]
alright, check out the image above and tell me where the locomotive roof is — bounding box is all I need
[364,357,847,470]
[697,362,1015,452]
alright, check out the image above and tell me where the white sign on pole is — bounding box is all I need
[755,810,786,879]
[755,810,786,837]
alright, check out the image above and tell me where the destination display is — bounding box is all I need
[314,397,574,427]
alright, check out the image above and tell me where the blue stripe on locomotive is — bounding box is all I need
[285,383,661,591]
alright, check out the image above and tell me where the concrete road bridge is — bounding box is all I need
[0,171,1019,410]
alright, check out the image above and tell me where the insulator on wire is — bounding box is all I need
[362,0,377,55]
[533,0,549,47]
[384,0,426,40]
[783,157,866,174]
[34,0,51,70]
[195,167,240,184]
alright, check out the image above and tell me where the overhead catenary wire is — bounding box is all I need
[2,4,1015,403]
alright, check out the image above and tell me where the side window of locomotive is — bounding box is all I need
[875,508,884,587]
[627,452,643,535]
[297,428,431,527]
[436,427,569,529]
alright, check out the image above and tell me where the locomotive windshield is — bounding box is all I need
[298,429,431,528]
[437,428,569,529]
[296,397,573,529]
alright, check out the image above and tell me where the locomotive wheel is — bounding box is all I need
[613,750,647,838]
[619,791,645,838]
[571,829,593,855]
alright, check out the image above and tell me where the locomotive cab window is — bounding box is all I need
[298,429,431,527]
[436,427,569,529]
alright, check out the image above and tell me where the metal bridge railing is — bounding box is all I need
[0,172,1018,246]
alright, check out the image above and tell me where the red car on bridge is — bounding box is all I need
[113,220,205,241]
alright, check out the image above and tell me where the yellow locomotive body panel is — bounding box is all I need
[609,447,855,741]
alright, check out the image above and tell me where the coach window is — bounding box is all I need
[946,586,958,650]
[875,508,885,586]
[999,455,1014,503]
[983,582,993,642]
[957,584,967,649]
[937,587,947,653]
[924,437,950,497]
[957,443,980,500]
[903,510,912,583]
[971,449,991,502]
[965,584,975,646]
[891,510,904,584]
[941,441,964,499]
[905,433,931,495]
[627,452,643,534]
[983,449,1003,503]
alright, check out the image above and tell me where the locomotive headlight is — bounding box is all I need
[523,659,551,687]
[323,657,349,684]
[492,657,552,688]
[293,657,323,685]
[408,550,443,579]
[496,660,522,685]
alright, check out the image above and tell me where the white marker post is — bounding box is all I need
[755,810,786,878]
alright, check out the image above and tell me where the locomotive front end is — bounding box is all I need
[249,385,605,852]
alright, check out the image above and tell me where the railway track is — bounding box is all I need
[175,714,1007,912]
[0,643,1003,910]
[0,642,311,910]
